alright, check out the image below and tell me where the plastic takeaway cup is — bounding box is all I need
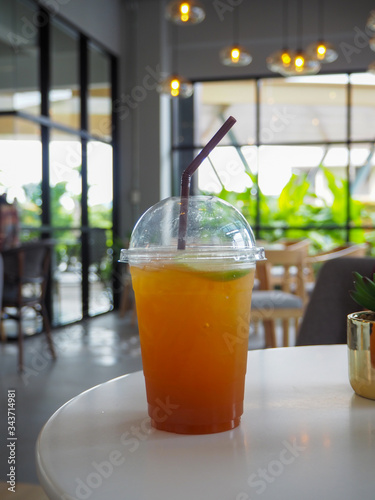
[119,195,265,434]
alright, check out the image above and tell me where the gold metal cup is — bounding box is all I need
[347,312,375,400]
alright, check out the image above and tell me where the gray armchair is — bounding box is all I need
[296,257,375,346]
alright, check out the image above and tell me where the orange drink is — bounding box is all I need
[120,195,265,434]
[130,260,255,434]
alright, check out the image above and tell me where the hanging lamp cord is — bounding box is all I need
[282,0,289,50]
[296,0,303,52]
[318,0,324,41]
[172,24,178,74]
[233,4,239,46]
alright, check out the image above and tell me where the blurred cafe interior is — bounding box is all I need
[2,0,375,490]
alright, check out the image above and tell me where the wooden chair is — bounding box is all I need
[0,241,56,371]
[251,247,308,348]
[268,238,311,290]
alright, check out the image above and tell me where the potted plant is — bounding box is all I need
[348,272,375,400]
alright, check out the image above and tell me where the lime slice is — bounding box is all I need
[175,261,252,281]
[201,268,251,281]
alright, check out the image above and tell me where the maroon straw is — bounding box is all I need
[177,116,237,250]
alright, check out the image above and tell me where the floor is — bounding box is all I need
[0,311,293,491]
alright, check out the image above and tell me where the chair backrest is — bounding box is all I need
[2,241,52,285]
[257,247,309,303]
[308,243,368,264]
[280,238,311,252]
[0,253,3,307]
[0,201,20,251]
[296,257,375,346]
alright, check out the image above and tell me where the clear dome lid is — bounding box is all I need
[120,196,265,264]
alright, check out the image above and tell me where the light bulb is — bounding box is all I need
[231,47,240,63]
[274,51,321,76]
[180,4,190,23]
[158,75,193,98]
[306,41,338,63]
[267,49,296,73]
[171,79,180,90]
[166,1,205,25]
[281,52,292,66]
[295,55,305,70]
[220,45,252,66]
[170,78,180,96]
[317,44,327,57]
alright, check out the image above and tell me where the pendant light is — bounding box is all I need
[220,4,252,66]
[366,10,375,31]
[306,0,338,63]
[267,0,295,74]
[158,25,193,98]
[280,0,321,76]
[166,1,205,25]
[366,10,375,73]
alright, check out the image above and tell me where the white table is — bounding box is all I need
[36,345,375,500]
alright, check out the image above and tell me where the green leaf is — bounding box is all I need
[350,272,375,313]
[363,275,375,293]
[350,290,375,312]
[353,272,369,293]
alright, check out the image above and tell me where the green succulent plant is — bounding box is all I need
[350,272,375,314]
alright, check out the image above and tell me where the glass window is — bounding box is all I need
[0,2,116,327]
[88,227,112,316]
[350,143,375,227]
[198,145,256,193]
[50,20,80,128]
[350,73,375,141]
[256,144,348,229]
[88,44,112,140]
[87,141,113,316]
[0,0,40,115]
[187,73,375,253]
[49,131,82,324]
[87,141,113,228]
[194,81,256,147]
[0,117,42,233]
[49,130,82,228]
[52,229,82,325]
[260,75,348,143]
